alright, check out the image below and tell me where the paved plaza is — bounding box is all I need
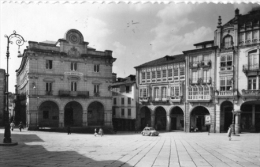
[0,129,260,167]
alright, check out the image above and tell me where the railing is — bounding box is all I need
[59,90,89,98]
[203,77,211,84]
[219,90,233,96]
[220,66,233,71]
[170,95,182,102]
[243,64,260,71]
[139,97,150,102]
[188,95,211,100]
[242,89,260,96]
[201,60,211,67]
[190,62,200,68]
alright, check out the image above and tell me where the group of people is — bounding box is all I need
[94,128,103,137]
[10,121,24,132]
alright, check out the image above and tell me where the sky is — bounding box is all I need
[0,2,260,93]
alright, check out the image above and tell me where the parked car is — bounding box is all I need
[141,127,159,136]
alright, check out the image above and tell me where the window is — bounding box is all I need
[126,86,130,93]
[223,36,232,48]
[94,84,99,93]
[46,82,52,92]
[154,87,159,98]
[46,60,52,69]
[239,33,245,43]
[121,109,124,116]
[246,32,251,41]
[128,97,131,105]
[71,62,77,71]
[142,72,146,83]
[248,78,257,90]
[156,70,161,79]
[192,71,198,83]
[143,88,147,97]
[128,109,131,116]
[179,67,185,80]
[168,69,172,78]
[43,110,49,119]
[248,52,258,70]
[94,64,100,72]
[112,107,116,116]
[220,55,233,71]
[170,86,180,97]
[147,72,151,80]
[203,70,210,83]
[121,98,124,105]
[220,76,232,91]
[71,82,77,91]
[253,30,258,40]
[173,68,179,80]
[113,98,117,105]
[162,87,167,98]
[152,71,156,79]
[162,70,166,78]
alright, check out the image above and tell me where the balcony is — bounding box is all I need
[216,90,238,99]
[201,60,211,68]
[190,62,200,69]
[243,64,260,73]
[139,97,150,103]
[241,89,260,100]
[59,90,89,98]
[170,96,182,102]
[189,78,203,85]
[187,95,211,102]
[151,96,169,103]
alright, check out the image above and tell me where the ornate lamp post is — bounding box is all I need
[3,31,25,144]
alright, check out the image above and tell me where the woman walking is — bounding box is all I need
[227,125,232,141]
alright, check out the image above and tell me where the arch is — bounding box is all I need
[87,101,104,126]
[64,101,83,127]
[222,34,233,48]
[220,101,233,132]
[140,106,151,130]
[240,100,260,132]
[190,106,210,132]
[170,106,184,131]
[155,106,167,131]
[38,101,59,127]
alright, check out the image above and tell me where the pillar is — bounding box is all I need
[252,105,255,131]
[166,115,171,131]
[28,110,38,130]
[235,112,241,134]
[151,114,155,127]
[82,110,88,127]
[59,110,64,127]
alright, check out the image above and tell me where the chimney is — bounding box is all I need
[235,8,239,16]
[217,16,222,28]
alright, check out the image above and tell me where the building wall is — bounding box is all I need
[0,69,5,126]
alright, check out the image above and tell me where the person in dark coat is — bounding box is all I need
[67,126,71,135]
[18,122,23,132]
[227,125,232,141]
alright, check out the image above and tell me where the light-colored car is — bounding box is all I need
[141,127,159,136]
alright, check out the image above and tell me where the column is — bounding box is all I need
[252,105,255,131]
[59,110,64,127]
[235,112,241,134]
[166,115,171,131]
[82,110,88,127]
[151,114,155,127]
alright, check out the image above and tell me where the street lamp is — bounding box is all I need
[3,31,25,144]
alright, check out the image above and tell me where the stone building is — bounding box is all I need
[214,8,260,133]
[135,55,186,131]
[16,29,116,130]
[183,41,218,132]
[111,75,138,131]
[0,69,5,126]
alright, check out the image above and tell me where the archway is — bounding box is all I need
[220,101,233,132]
[170,106,184,131]
[241,101,260,132]
[64,101,83,127]
[39,101,59,127]
[87,101,104,126]
[140,106,151,130]
[190,106,210,132]
[155,106,166,131]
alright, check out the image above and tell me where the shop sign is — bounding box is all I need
[205,115,211,125]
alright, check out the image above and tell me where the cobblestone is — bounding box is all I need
[0,129,259,167]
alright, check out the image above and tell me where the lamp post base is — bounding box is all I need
[0,142,18,146]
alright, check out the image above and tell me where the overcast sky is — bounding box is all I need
[1,2,259,92]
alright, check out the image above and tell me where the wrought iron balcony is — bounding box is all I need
[187,94,211,102]
[241,89,260,100]
[59,90,89,98]
[243,64,260,72]
[201,60,211,68]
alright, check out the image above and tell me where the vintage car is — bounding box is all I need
[141,127,159,136]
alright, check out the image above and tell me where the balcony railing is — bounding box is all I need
[219,90,234,96]
[170,95,182,102]
[242,89,260,96]
[190,62,200,68]
[188,95,211,101]
[201,60,211,68]
[139,97,150,102]
[243,64,260,72]
[59,90,89,98]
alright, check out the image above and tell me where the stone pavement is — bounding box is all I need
[0,129,259,167]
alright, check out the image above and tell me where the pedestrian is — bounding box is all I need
[10,121,15,131]
[227,125,232,141]
[18,122,23,132]
[94,128,97,136]
[67,126,71,135]
[98,128,103,137]
[208,124,211,135]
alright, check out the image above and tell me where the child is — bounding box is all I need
[227,125,232,141]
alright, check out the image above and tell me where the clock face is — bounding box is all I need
[68,32,80,44]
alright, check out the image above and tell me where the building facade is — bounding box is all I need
[0,69,5,126]
[111,75,138,131]
[16,29,116,130]
[135,55,186,131]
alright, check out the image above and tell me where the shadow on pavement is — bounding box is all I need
[0,133,131,167]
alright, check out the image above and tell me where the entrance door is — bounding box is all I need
[224,107,233,131]
[65,108,73,126]
[171,117,177,130]
[196,116,202,131]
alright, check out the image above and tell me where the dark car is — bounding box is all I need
[141,127,159,136]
